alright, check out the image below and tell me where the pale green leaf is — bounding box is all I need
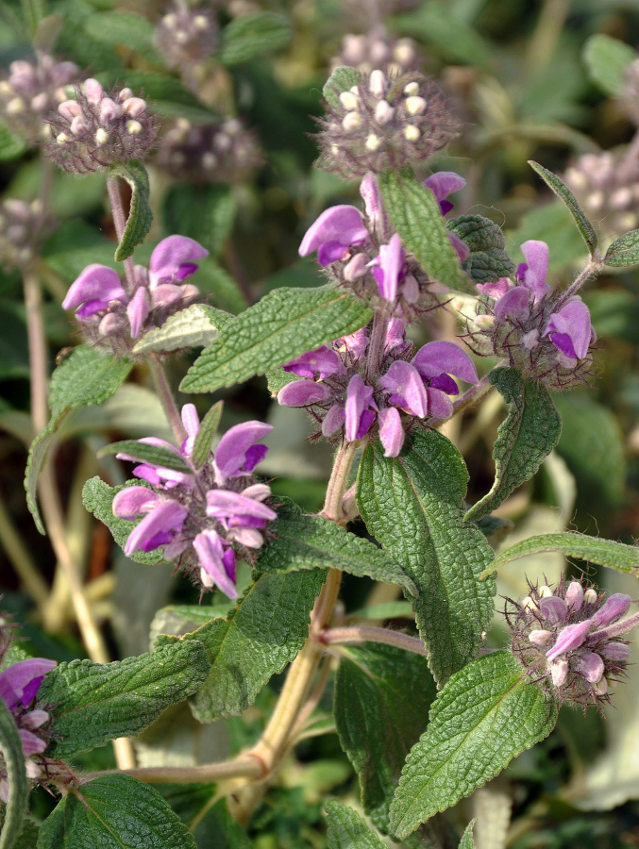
[323,66,364,109]
[97,439,190,471]
[465,368,561,523]
[604,229,639,268]
[132,304,229,355]
[389,652,558,838]
[583,34,635,96]
[219,12,291,66]
[459,820,477,849]
[449,215,515,283]
[528,160,597,254]
[109,161,153,262]
[0,698,28,849]
[180,286,371,393]
[191,401,224,468]
[325,802,388,849]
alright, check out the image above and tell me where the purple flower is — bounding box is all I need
[62,264,127,317]
[148,235,209,288]
[424,171,466,216]
[213,420,273,485]
[283,346,344,379]
[299,205,368,266]
[344,375,377,441]
[372,234,405,302]
[544,298,592,360]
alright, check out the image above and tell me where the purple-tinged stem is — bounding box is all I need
[146,354,187,446]
[364,306,390,383]
[320,625,428,657]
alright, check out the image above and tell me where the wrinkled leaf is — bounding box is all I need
[323,66,364,109]
[325,802,388,849]
[97,439,190,471]
[191,401,224,467]
[459,820,477,849]
[132,304,230,355]
[449,215,515,283]
[604,229,639,268]
[528,160,597,254]
[109,160,153,262]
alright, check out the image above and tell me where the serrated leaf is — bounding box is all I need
[38,640,210,757]
[163,185,237,258]
[25,346,133,532]
[356,431,495,685]
[323,66,364,108]
[604,229,639,268]
[0,122,26,162]
[449,215,515,283]
[179,569,324,722]
[191,401,223,467]
[84,11,160,59]
[335,644,436,832]
[483,532,639,579]
[258,497,417,593]
[583,34,635,96]
[109,161,152,262]
[180,286,371,393]
[82,476,165,565]
[459,820,477,849]
[219,12,291,66]
[132,304,229,354]
[37,775,196,849]
[528,160,597,253]
[389,652,558,838]
[0,697,28,849]
[379,170,474,293]
[465,368,561,523]
[325,802,388,849]
[97,439,191,472]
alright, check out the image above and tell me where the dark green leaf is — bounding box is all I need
[528,160,597,254]
[163,185,237,259]
[25,347,133,532]
[322,66,364,109]
[357,431,495,686]
[0,698,28,849]
[325,802,388,849]
[604,229,639,268]
[583,34,635,96]
[37,775,196,849]
[39,640,210,757]
[180,286,371,393]
[109,161,153,262]
[449,215,515,283]
[380,171,474,292]
[191,401,223,467]
[219,12,291,66]
[389,652,558,838]
[465,368,561,523]
[11,819,40,849]
[335,643,436,831]
[258,497,417,593]
[97,440,191,472]
[84,11,160,60]
[0,122,26,162]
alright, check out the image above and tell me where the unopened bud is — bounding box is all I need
[404,125,420,142]
[403,81,419,96]
[122,97,146,117]
[405,95,427,115]
[95,127,108,146]
[6,97,25,114]
[126,120,143,135]
[369,70,386,97]
[339,91,359,110]
[342,111,362,132]
[374,100,394,125]
[365,133,381,151]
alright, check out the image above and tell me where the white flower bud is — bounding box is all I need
[405,95,427,115]
[175,30,188,44]
[365,133,381,151]
[94,127,109,146]
[374,100,394,125]
[202,152,217,169]
[403,81,419,96]
[162,12,178,27]
[58,99,82,120]
[403,125,420,142]
[342,111,362,131]
[339,91,359,111]
[56,132,69,144]
[369,70,386,98]
[6,97,25,114]
[122,97,146,117]
[193,15,209,30]
[583,588,598,605]
[118,87,133,103]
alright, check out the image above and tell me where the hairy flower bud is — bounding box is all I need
[155,4,218,72]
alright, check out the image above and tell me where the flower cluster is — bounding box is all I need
[155,4,218,71]
[113,406,276,598]
[62,235,207,353]
[44,78,158,173]
[334,28,419,75]
[0,54,79,142]
[0,198,50,270]
[155,117,263,183]
[510,580,639,708]
[277,322,477,457]
[317,69,459,179]
[0,623,56,801]
[466,241,594,389]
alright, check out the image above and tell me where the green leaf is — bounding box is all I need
[464,368,561,523]
[180,286,371,393]
[82,476,165,565]
[357,431,495,686]
[132,304,229,355]
[258,497,418,593]
[97,440,191,472]
[12,819,40,849]
[25,346,133,533]
[0,697,28,849]
[37,775,196,849]
[395,3,493,69]
[528,160,597,254]
[84,11,160,60]
[379,171,474,292]
[195,260,249,314]
[163,185,237,258]
[191,401,223,467]
[604,229,639,268]
[334,644,436,831]
[325,802,388,849]
[179,569,324,722]
[459,820,476,849]
[483,532,639,579]
[219,12,291,66]
[38,640,210,757]
[109,161,153,262]
[583,34,635,96]
[0,122,26,162]
[323,66,364,109]
[448,215,515,283]
[389,652,558,838]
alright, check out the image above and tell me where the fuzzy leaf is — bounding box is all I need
[0,122,26,162]
[380,170,474,292]
[219,12,291,65]
[465,368,561,523]
[163,185,237,258]
[38,640,210,757]
[528,160,597,253]
[389,652,558,838]
[25,346,133,532]
[449,215,515,283]
[334,644,436,831]
[109,161,153,262]
[178,569,324,722]
[97,439,191,471]
[132,304,230,355]
[37,775,196,849]
[323,66,364,109]
[483,532,639,578]
[604,229,639,268]
[325,802,388,849]
[0,698,28,849]
[191,401,224,468]
[258,498,417,593]
[583,34,635,96]
[357,431,495,685]
[459,820,477,849]
[180,286,371,393]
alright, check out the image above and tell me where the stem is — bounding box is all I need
[525,0,569,72]
[320,439,359,524]
[83,756,263,785]
[23,270,49,434]
[555,258,602,308]
[146,354,186,445]
[106,176,136,294]
[364,307,389,382]
[320,625,429,657]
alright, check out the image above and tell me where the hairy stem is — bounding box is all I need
[555,257,602,307]
[146,354,187,445]
[364,306,389,382]
[106,176,136,294]
[320,625,429,657]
